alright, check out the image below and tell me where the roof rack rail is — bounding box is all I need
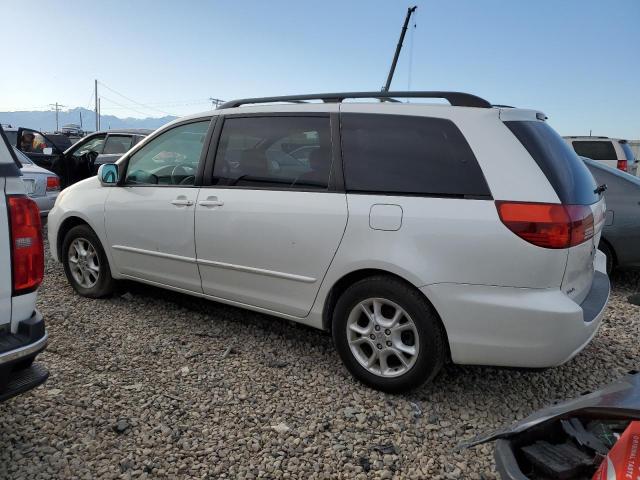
[218,91,492,109]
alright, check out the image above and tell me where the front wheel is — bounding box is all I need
[332,276,446,392]
[62,225,114,298]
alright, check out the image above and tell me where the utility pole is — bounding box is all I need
[49,102,67,132]
[382,6,417,92]
[98,98,101,130]
[209,97,224,109]
[79,110,83,129]
[95,79,99,131]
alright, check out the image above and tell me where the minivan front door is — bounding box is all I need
[104,120,211,292]
[195,114,347,317]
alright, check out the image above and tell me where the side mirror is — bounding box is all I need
[98,163,119,186]
[42,147,53,155]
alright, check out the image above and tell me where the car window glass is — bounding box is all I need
[124,120,210,186]
[212,116,332,190]
[571,141,617,160]
[5,131,17,146]
[72,135,106,158]
[20,131,53,154]
[103,135,133,155]
[506,122,598,205]
[341,113,490,197]
[13,147,33,166]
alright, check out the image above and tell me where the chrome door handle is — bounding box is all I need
[198,196,224,207]
[171,199,194,206]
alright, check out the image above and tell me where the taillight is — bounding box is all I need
[46,176,60,191]
[617,160,628,172]
[496,201,594,249]
[7,196,44,295]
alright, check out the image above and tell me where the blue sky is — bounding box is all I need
[1,0,638,138]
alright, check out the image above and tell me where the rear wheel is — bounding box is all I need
[62,225,114,298]
[332,276,446,392]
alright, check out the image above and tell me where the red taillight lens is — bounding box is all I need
[46,176,60,191]
[8,196,44,294]
[496,201,594,249]
[617,160,628,172]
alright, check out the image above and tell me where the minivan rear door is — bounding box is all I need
[505,119,604,304]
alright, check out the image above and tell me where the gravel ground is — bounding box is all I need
[1,242,639,480]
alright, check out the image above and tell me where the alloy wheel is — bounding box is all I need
[346,298,419,378]
[68,237,101,289]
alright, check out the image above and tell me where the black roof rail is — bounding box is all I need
[218,91,492,109]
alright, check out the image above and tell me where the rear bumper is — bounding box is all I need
[32,193,57,216]
[0,310,48,401]
[422,271,610,368]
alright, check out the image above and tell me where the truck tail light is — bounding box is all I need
[46,176,60,191]
[7,196,44,294]
[496,201,594,249]
[617,159,628,172]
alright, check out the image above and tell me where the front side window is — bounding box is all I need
[124,120,210,186]
[103,135,133,155]
[212,116,332,190]
[72,135,106,158]
[571,141,617,160]
[341,113,490,197]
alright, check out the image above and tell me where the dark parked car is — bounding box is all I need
[583,157,640,273]
[9,128,151,188]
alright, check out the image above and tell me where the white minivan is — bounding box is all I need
[48,91,609,391]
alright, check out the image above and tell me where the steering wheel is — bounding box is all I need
[171,164,194,185]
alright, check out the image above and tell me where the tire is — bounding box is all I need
[599,241,615,275]
[62,225,115,298]
[332,275,446,392]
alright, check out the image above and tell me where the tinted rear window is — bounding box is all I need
[341,113,491,198]
[571,140,617,160]
[506,121,598,205]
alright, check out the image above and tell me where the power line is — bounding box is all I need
[97,81,177,116]
[100,95,158,117]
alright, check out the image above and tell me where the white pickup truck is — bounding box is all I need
[0,125,48,402]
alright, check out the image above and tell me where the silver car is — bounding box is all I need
[583,157,640,273]
[13,147,60,216]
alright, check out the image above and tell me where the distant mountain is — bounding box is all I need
[0,107,176,133]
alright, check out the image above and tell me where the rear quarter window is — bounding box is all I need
[571,140,617,160]
[505,121,598,205]
[340,113,491,198]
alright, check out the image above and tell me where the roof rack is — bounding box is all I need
[218,91,492,109]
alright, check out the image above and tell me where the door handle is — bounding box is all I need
[171,198,194,207]
[198,196,224,208]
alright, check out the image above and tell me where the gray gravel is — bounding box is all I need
[1,242,639,479]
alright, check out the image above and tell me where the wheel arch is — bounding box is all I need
[323,268,442,326]
[56,216,92,261]
[322,268,452,362]
[599,236,617,271]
